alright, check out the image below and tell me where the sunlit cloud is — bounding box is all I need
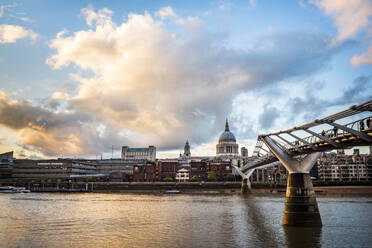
[1,4,364,158]
[43,6,340,154]
[0,24,38,43]
[156,6,177,19]
[311,0,372,66]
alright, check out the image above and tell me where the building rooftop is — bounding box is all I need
[127,148,149,152]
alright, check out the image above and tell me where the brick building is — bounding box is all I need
[157,159,178,181]
[190,160,207,181]
[207,159,232,181]
[132,162,157,182]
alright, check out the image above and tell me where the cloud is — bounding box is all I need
[81,5,113,27]
[0,90,129,157]
[287,75,372,122]
[0,6,344,157]
[0,136,6,145]
[8,14,33,23]
[258,106,280,130]
[42,6,342,154]
[351,44,372,66]
[0,3,17,18]
[51,91,69,100]
[230,75,372,149]
[311,0,372,42]
[0,24,38,43]
[311,0,372,65]
[156,6,177,19]
[0,3,34,23]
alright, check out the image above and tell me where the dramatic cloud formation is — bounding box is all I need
[0,24,37,43]
[0,90,130,157]
[311,0,372,66]
[44,7,339,152]
[0,6,348,157]
[288,76,372,120]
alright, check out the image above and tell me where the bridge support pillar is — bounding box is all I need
[261,136,322,227]
[283,173,321,226]
[241,178,251,194]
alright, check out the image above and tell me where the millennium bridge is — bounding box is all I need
[234,100,372,227]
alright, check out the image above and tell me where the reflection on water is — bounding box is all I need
[0,193,371,247]
[283,226,322,248]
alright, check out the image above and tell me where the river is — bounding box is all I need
[0,193,371,247]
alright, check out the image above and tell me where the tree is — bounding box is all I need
[190,176,198,182]
[225,173,234,181]
[207,171,217,181]
[163,177,173,182]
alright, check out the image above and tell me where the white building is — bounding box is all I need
[216,119,239,157]
[121,146,156,161]
[176,168,189,182]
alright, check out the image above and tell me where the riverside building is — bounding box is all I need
[216,119,239,157]
[121,146,156,161]
[317,149,372,182]
[0,120,246,183]
[0,151,13,179]
[11,159,100,180]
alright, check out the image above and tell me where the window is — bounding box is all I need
[226,146,232,153]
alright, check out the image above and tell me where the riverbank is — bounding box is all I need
[2,181,372,195]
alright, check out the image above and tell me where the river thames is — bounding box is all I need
[0,193,371,248]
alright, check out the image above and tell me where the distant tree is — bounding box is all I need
[190,176,198,182]
[207,171,217,181]
[163,177,173,182]
[225,173,234,181]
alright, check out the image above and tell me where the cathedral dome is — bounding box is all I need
[218,119,236,143]
[216,119,239,156]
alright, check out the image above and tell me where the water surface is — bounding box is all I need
[0,193,371,247]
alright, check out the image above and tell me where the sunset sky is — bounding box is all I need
[0,0,371,159]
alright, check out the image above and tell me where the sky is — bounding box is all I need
[0,0,371,159]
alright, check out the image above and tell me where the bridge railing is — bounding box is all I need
[253,115,372,156]
[301,115,371,146]
[241,100,372,175]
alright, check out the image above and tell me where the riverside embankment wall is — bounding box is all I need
[2,181,372,195]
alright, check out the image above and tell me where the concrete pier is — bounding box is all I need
[241,178,251,194]
[283,173,322,227]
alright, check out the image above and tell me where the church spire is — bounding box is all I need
[225,118,230,131]
[183,139,191,157]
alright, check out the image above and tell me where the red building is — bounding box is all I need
[131,158,234,182]
[132,162,156,182]
[207,160,233,181]
[190,160,207,181]
[157,160,178,181]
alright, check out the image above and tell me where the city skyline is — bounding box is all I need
[0,0,372,159]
